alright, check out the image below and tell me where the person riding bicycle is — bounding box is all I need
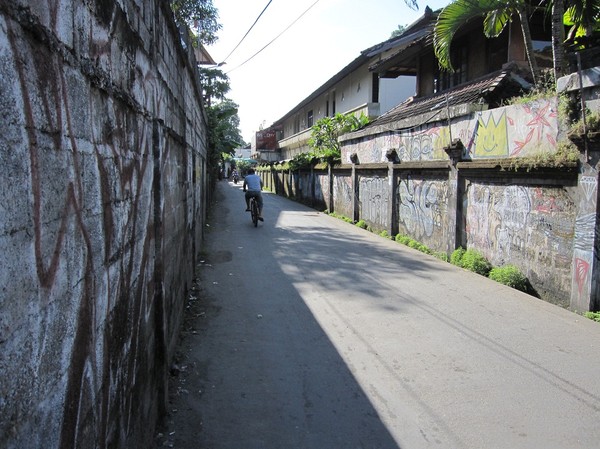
[243,168,264,221]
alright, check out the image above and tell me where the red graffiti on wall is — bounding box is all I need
[575,257,590,296]
[6,3,156,447]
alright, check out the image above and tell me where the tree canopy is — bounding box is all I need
[205,99,245,168]
[170,0,221,45]
[308,113,369,163]
[198,67,231,106]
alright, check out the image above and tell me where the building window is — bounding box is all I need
[439,44,468,91]
[332,91,336,115]
[307,110,313,128]
[372,73,380,103]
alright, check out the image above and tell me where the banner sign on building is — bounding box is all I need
[256,129,278,151]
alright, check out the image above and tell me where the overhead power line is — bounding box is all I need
[221,0,274,64]
[226,0,322,74]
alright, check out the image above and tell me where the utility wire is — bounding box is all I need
[221,0,274,64]
[226,0,321,74]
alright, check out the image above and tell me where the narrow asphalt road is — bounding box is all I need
[157,180,600,449]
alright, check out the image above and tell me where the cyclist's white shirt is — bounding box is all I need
[244,174,262,191]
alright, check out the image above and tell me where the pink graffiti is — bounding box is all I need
[575,258,590,296]
[526,103,551,128]
[512,128,534,156]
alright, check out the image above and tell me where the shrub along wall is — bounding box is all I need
[0,1,208,448]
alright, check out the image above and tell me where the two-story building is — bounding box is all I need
[251,9,442,161]
[254,3,558,163]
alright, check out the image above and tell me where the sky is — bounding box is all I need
[206,0,450,144]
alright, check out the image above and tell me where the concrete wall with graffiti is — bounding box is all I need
[259,80,600,312]
[359,174,389,231]
[335,95,586,308]
[464,181,576,306]
[397,173,450,252]
[333,174,353,219]
[341,98,559,164]
[0,1,208,448]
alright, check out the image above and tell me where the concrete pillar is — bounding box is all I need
[444,139,465,254]
[570,150,600,312]
[327,163,334,213]
[386,149,399,237]
[351,160,359,222]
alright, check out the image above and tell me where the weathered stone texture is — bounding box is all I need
[0,0,208,447]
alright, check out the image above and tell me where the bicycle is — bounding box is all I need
[249,195,259,227]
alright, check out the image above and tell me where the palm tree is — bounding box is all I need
[433,0,540,84]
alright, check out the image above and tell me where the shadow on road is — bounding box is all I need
[156,181,408,448]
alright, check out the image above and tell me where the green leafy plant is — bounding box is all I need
[503,81,555,106]
[508,142,580,171]
[379,230,390,239]
[355,220,367,229]
[395,234,411,245]
[289,152,316,170]
[489,265,528,292]
[327,212,353,223]
[394,234,432,254]
[308,113,369,163]
[417,244,432,254]
[434,252,450,262]
[460,249,492,276]
[584,311,600,322]
[408,240,421,249]
[570,110,600,137]
[450,247,466,266]
[170,0,221,46]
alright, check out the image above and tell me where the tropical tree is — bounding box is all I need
[308,113,369,163]
[198,67,231,107]
[433,0,540,84]
[170,0,221,46]
[206,99,245,171]
[198,67,244,179]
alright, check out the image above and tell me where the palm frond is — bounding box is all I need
[434,0,496,70]
[484,9,513,37]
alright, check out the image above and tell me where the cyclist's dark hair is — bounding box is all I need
[248,168,255,174]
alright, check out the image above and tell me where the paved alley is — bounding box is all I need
[156,180,600,449]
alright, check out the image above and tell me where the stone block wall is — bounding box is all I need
[0,0,208,447]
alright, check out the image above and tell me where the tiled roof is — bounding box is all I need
[364,70,529,130]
